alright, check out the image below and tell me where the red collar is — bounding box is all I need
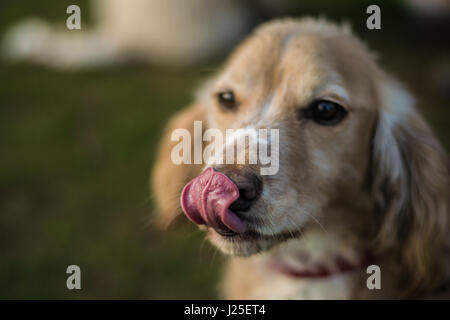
[269,251,376,279]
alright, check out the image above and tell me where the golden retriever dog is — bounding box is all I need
[152,18,450,299]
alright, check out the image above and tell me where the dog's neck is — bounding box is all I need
[268,248,374,279]
[262,227,373,279]
[228,228,375,299]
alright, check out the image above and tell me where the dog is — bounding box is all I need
[152,18,450,299]
[1,0,251,69]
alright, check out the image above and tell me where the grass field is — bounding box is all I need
[0,1,449,299]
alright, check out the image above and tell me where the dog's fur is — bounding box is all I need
[152,18,450,299]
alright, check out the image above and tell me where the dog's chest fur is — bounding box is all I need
[241,268,356,299]
[222,231,366,299]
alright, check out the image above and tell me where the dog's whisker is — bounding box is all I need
[210,246,221,268]
[301,209,328,234]
[184,228,204,241]
[199,234,209,258]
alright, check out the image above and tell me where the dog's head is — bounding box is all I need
[173,18,449,290]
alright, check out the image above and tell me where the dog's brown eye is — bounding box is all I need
[217,90,237,111]
[302,100,347,125]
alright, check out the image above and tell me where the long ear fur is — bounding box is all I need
[372,79,450,295]
[151,103,207,228]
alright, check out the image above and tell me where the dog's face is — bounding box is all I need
[155,18,449,293]
[181,21,383,256]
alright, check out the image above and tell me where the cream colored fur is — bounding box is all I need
[152,18,450,299]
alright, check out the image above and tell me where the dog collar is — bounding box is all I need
[269,251,376,279]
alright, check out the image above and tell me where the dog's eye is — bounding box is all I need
[217,90,237,111]
[302,100,347,125]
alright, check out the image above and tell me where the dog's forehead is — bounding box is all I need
[214,23,379,114]
[223,35,342,87]
[220,33,325,83]
[216,33,284,90]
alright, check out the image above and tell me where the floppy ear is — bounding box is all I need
[151,103,207,228]
[372,80,450,294]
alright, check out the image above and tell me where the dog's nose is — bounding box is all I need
[180,166,263,235]
[214,165,263,212]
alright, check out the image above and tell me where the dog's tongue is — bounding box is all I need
[181,168,247,233]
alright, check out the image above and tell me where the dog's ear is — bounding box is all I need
[372,80,450,294]
[151,103,207,229]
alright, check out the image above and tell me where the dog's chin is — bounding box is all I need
[207,227,302,256]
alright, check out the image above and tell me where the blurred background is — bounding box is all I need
[0,0,449,299]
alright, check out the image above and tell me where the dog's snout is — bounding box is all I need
[214,166,263,212]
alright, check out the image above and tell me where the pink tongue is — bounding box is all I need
[181,168,247,233]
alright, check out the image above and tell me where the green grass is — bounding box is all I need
[0,64,224,299]
[0,0,226,299]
